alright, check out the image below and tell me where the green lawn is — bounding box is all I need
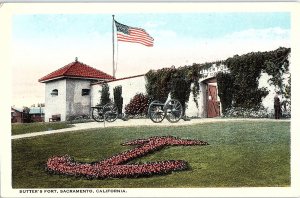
[12,120,290,188]
[11,122,74,135]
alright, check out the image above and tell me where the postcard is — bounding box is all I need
[1,2,300,198]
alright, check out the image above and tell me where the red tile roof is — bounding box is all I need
[39,60,114,82]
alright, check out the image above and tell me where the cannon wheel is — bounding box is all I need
[148,100,165,123]
[91,107,104,122]
[164,99,183,123]
[104,103,118,122]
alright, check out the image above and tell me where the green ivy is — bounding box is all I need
[282,74,291,113]
[217,47,290,110]
[145,67,176,102]
[284,75,291,100]
[144,47,290,115]
[145,65,202,114]
[170,69,191,115]
[216,72,234,113]
[263,47,290,93]
[189,64,203,108]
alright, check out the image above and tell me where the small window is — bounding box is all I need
[82,89,90,96]
[51,89,58,96]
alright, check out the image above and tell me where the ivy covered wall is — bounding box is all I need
[145,65,201,116]
[90,47,291,118]
[145,47,291,117]
[217,47,291,116]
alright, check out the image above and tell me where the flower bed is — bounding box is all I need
[46,136,209,179]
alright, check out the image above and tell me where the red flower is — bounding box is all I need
[46,136,209,179]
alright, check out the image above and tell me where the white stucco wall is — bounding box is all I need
[91,75,202,117]
[258,72,277,113]
[45,79,67,122]
[91,75,147,113]
[258,71,290,113]
[66,79,92,119]
[258,56,291,113]
[198,82,208,118]
[185,83,201,118]
[91,83,101,107]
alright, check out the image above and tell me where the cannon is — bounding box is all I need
[148,99,183,123]
[91,103,118,122]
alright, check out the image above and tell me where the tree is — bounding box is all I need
[100,83,111,105]
[113,86,123,115]
[22,106,32,123]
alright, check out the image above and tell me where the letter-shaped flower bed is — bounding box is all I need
[46,136,209,179]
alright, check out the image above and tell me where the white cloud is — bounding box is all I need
[224,27,290,41]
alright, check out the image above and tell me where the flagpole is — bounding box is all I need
[112,15,115,78]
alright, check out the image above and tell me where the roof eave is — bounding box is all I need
[39,76,114,83]
[38,76,65,83]
[91,74,144,85]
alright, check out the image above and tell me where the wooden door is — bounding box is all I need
[207,85,220,118]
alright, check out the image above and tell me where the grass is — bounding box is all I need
[11,120,290,188]
[11,122,74,135]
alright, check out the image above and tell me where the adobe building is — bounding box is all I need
[40,48,291,122]
[90,48,290,119]
[39,58,114,122]
[90,64,230,119]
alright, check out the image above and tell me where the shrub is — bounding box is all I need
[100,83,110,105]
[22,107,32,123]
[113,86,123,115]
[281,110,291,118]
[66,114,92,123]
[222,106,272,118]
[124,93,150,117]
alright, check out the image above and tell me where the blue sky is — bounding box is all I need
[11,12,290,107]
[13,13,290,39]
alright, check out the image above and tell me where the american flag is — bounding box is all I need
[115,20,154,47]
